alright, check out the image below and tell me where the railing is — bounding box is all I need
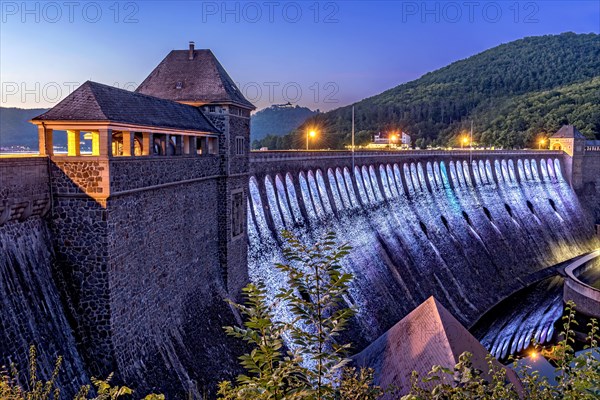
[250,149,563,162]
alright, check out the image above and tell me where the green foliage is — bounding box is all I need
[0,345,163,400]
[1,346,62,400]
[276,231,355,397]
[263,33,600,150]
[219,231,381,400]
[338,367,383,400]
[220,282,310,399]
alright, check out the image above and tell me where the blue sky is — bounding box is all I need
[1,1,599,111]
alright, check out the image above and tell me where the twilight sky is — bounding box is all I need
[1,1,599,111]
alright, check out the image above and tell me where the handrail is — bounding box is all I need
[250,149,563,162]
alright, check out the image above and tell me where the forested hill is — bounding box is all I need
[262,32,600,150]
[250,104,319,145]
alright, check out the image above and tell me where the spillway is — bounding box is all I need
[247,156,599,349]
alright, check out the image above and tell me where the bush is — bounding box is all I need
[0,346,163,400]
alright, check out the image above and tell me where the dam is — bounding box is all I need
[247,150,600,349]
[1,43,600,397]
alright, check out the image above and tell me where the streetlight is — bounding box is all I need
[307,129,316,150]
[390,134,398,149]
[539,138,546,150]
[461,137,469,149]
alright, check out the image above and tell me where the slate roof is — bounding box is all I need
[32,81,220,133]
[551,125,587,139]
[353,297,522,398]
[135,49,255,109]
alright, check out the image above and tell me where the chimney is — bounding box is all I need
[188,41,195,60]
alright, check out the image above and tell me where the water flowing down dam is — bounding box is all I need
[473,252,600,361]
[0,217,89,396]
[247,152,600,350]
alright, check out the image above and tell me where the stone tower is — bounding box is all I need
[549,125,587,189]
[136,41,255,295]
[29,44,255,396]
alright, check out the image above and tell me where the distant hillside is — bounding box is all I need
[250,104,319,146]
[265,32,600,149]
[0,107,50,149]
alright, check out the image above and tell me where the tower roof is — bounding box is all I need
[353,296,522,397]
[32,81,219,133]
[136,47,255,110]
[551,125,586,139]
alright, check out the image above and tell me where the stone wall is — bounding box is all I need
[228,114,251,175]
[48,159,113,374]
[578,150,600,224]
[46,154,248,396]
[0,157,50,224]
[106,177,244,396]
[109,155,221,193]
[204,108,251,297]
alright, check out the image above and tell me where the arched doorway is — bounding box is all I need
[552,142,562,151]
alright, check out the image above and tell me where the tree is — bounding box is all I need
[219,231,381,400]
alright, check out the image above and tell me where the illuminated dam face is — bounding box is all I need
[247,153,599,348]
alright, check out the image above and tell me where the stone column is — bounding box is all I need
[38,126,54,156]
[174,135,183,155]
[91,131,100,156]
[98,128,112,157]
[122,131,133,156]
[162,134,170,156]
[199,137,207,155]
[189,136,197,155]
[142,132,152,156]
[67,130,81,156]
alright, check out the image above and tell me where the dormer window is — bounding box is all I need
[176,81,183,89]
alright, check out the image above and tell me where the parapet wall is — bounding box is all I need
[0,157,51,225]
[250,150,565,179]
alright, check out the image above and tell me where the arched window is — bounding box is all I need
[112,132,124,155]
[134,135,143,156]
[552,143,562,151]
